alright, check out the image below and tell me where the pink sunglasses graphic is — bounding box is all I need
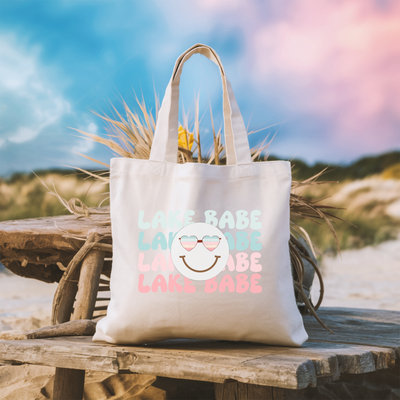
[180,235,221,252]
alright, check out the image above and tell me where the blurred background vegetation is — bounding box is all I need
[290,151,400,254]
[0,170,109,222]
[0,151,399,256]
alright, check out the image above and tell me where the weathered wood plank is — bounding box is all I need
[304,308,400,355]
[129,340,395,386]
[0,334,396,390]
[0,212,111,282]
[0,259,64,283]
[0,336,316,389]
[0,337,119,373]
[127,346,317,389]
[300,341,396,385]
[0,213,111,244]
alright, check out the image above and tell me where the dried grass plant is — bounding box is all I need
[59,96,342,331]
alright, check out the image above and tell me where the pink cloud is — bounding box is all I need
[196,0,400,153]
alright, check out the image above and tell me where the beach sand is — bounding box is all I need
[0,273,56,333]
[312,236,400,311]
[1,238,399,399]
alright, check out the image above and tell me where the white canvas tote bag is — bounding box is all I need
[94,44,308,347]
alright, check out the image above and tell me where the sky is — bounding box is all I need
[0,0,399,176]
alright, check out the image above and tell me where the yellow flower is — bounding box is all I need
[178,125,194,150]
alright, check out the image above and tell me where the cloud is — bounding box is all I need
[71,121,97,154]
[0,35,71,148]
[192,0,400,154]
[248,2,400,146]
[1,0,398,174]
[0,34,103,175]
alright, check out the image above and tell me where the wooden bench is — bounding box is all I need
[1,215,399,399]
[1,308,399,399]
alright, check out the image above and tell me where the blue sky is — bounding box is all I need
[0,0,399,176]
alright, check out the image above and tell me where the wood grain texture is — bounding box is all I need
[0,308,397,391]
[52,233,102,325]
[72,249,105,320]
[0,332,396,390]
[215,383,305,400]
[304,308,400,356]
[0,320,96,340]
[0,213,111,283]
[0,337,119,373]
[52,240,104,398]
[51,265,80,325]
[0,212,111,241]
[215,381,274,399]
[53,367,85,400]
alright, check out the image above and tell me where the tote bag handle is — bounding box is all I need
[149,44,252,165]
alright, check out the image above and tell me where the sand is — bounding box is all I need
[0,273,56,333]
[311,236,400,311]
[1,238,400,399]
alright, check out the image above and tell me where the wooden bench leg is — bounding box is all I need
[53,248,105,399]
[53,368,85,400]
[215,382,305,400]
[72,249,105,320]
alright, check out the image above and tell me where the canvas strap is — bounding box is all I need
[149,44,252,165]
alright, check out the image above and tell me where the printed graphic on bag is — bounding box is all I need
[171,222,229,281]
[137,210,263,293]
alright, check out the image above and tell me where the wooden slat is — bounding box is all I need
[92,314,107,320]
[0,308,398,391]
[304,308,400,356]
[0,213,111,243]
[0,337,119,373]
[93,305,108,311]
[126,345,317,389]
[127,340,395,387]
[0,212,111,283]
[0,335,396,390]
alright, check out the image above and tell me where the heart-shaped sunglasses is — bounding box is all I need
[180,235,221,252]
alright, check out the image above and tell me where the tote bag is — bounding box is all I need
[93,44,308,347]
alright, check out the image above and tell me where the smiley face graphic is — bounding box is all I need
[171,222,229,281]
